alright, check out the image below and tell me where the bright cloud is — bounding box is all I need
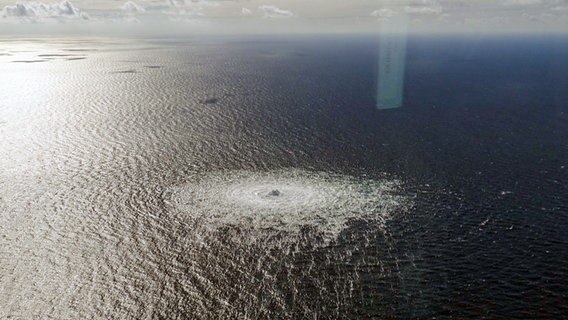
[121,1,145,13]
[502,0,543,6]
[258,5,293,18]
[371,8,396,20]
[241,7,252,16]
[0,0,567,33]
[1,0,89,20]
[404,6,442,15]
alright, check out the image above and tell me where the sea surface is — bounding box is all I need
[0,35,567,319]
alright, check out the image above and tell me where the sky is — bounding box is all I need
[1,0,568,35]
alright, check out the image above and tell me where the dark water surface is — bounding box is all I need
[0,35,567,319]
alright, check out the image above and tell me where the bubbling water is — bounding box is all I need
[167,169,409,239]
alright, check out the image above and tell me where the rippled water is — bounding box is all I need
[167,169,408,238]
[0,36,567,319]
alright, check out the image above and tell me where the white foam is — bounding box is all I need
[167,169,409,238]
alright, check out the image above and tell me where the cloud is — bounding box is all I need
[121,1,145,14]
[161,0,219,17]
[167,0,219,8]
[1,0,568,33]
[503,0,543,6]
[167,0,185,7]
[371,8,396,20]
[258,5,293,18]
[1,0,89,20]
[403,0,443,15]
[404,6,442,15]
[551,5,568,11]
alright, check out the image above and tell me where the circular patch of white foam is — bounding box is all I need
[167,169,409,238]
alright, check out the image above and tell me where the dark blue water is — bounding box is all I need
[208,35,568,318]
[309,36,566,318]
[323,35,568,318]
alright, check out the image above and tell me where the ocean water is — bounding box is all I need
[0,35,567,319]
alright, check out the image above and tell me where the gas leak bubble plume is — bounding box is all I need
[166,169,410,240]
